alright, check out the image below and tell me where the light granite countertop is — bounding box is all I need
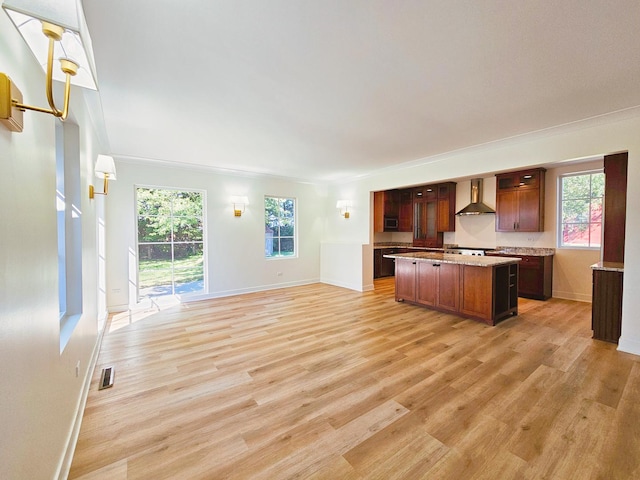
[383,251,521,267]
[492,246,556,256]
[591,262,624,272]
[373,243,446,251]
[374,243,555,256]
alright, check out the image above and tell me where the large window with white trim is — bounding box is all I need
[136,188,205,299]
[558,170,604,248]
[264,196,296,258]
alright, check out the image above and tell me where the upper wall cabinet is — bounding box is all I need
[413,185,440,247]
[602,152,628,263]
[397,189,413,232]
[413,182,456,247]
[495,168,546,232]
[437,182,456,233]
[374,190,403,232]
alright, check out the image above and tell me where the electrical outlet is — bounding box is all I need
[277,272,283,277]
[75,361,80,378]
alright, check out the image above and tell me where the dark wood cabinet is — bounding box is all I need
[460,263,518,324]
[495,168,545,232]
[373,190,400,232]
[373,191,384,233]
[437,182,456,233]
[416,261,459,312]
[398,189,413,232]
[518,255,553,300]
[412,182,456,247]
[592,269,623,343]
[375,183,455,243]
[374,249,382,278]
[374,248,411,278]
[603,152,628,263]
[413,189,441,247]
[395,258,417,301]
[380,251,395,277]
[485,252,553,300]
[395,258,518,325]
[591,152,627,343]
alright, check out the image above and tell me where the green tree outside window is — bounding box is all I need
[137,188,205,298]
[559,171,604,248]
[265,196,296,258]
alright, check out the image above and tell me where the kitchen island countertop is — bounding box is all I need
[384,251,521,268]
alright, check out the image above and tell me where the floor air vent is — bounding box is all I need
[99,366,115,390]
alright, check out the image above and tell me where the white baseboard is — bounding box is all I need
[320,278,368,292]
[180,278,321,303]
[551,290,592,302]
[56,322,108,480]
[618,336,640,356]
[107,303,130,313]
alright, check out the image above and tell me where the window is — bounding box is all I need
[265,196,296,258]
[56,122,83,353]
[137,188,205,299]
[559,171,604,248]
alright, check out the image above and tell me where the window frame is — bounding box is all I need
[56,122,83,354]
[135,186,207,300]
[264,195,297,259]
[557,169,604,250]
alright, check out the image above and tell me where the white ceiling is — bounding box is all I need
[83,0,640,183]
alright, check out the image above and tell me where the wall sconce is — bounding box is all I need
[89,155,117,199]
[336,200,352,219]
[0,0,98,132]
[231,196,249,217]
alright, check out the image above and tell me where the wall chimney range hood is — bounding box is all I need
[456,178,496,215]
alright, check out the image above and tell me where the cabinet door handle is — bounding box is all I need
[513,222,516,230]
[433,264,441,267]
[412,261,417,265]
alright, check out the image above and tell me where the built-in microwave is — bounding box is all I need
[384,217,399,230]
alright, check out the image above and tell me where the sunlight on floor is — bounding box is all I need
[108,295,181,333]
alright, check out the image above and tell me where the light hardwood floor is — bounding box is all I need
[70,278,640,479]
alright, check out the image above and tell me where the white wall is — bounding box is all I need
[324,108,640,355]
[321,242,373,291]
[0,12,106,480]
[105,161,327,310]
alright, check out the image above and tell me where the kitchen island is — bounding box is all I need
[384,252,521,325]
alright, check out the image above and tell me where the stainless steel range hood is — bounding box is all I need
[456,178,496,215]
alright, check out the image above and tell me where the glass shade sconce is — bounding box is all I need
[231,196,249,217]
[0,0,98,132]
[89,155,117,199]
[337,200,352,219]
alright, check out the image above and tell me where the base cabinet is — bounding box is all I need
[374,248,411,278]
[416,261,460,312]
[486,253,552,300]
[460,264,518,323]
[518,255,553,299]
[395,258,417,301]
[395,258,518,325]
[592,270,623,343]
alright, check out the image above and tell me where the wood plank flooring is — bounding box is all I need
[69,278,640,479]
